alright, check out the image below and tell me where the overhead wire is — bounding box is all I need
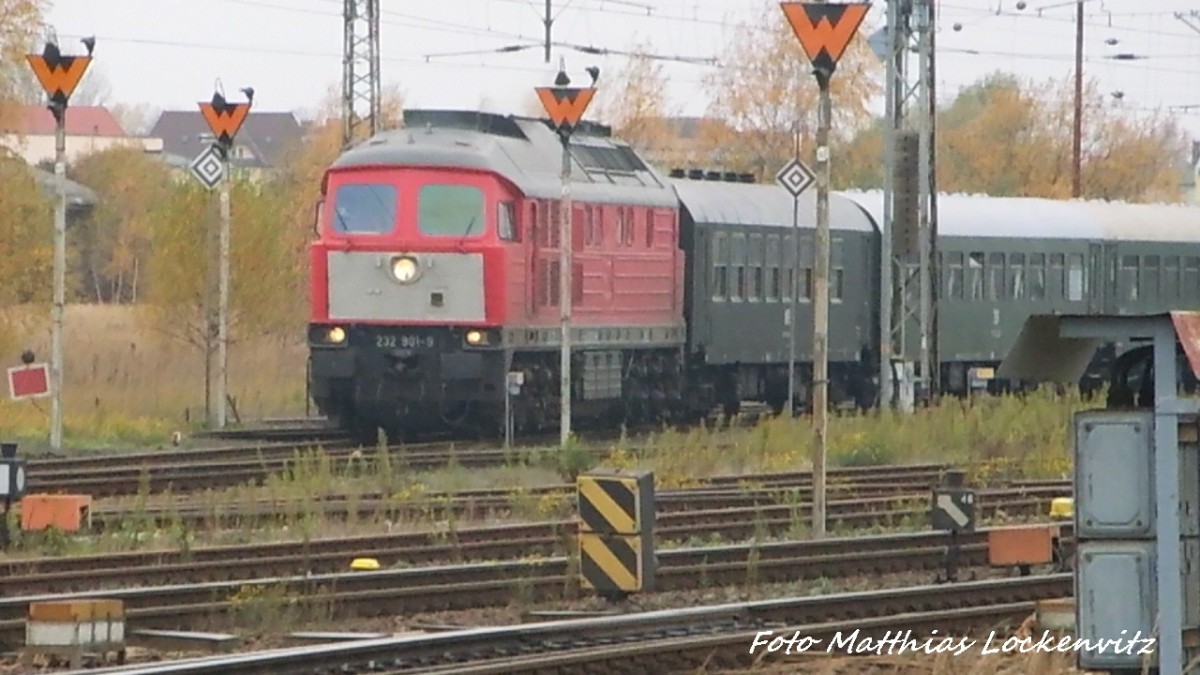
[51,0,1200,130]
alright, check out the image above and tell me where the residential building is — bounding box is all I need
[149,110,304,181]
[0,105,163,165]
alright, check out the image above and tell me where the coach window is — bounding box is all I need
[968,252,984,301]
[799,235,814,302]
[712,232,728,300]
[732,234,748,301]
[1049,254,1065,301]
[987,253,1004,301]
[331,183,396,234]
[1164,256,1180,302]
[498,201,518,242]
[1067,253,1085,302]
[1186,258,1200,297]
[767,235,781,301]
[418,185,484,238]
[749,234,764,301]
[783,234,795,302]
[944,252,963,301]
[1144,255,1161,301]
[1008,253,1025,300]
[831,238,844,302]
[1029,253,1046,301]
[1120,255,1139,302]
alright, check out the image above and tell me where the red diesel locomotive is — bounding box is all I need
[307,110,695,438]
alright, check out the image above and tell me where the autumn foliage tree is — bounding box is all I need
[139,83,408,404]
[698,1,883,180]
[143,176,299,352]
[71,147,175,303]
[0,0,45,128]
[590,41,689,167]
[936,72,1189,202]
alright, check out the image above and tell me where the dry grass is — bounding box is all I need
[0,304,307,449]
[597,387,1089,488]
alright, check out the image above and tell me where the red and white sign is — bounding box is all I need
[7,363,50,400]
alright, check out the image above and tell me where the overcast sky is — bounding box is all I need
[42,0,1200,140]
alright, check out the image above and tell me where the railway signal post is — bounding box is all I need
[535,62,597,448]
[26,34,95,451]
[781,1,869,538]
[774,130,815,417]
[198,87,253,429]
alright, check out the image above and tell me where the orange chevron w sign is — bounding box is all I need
[198,101,251,147]
[535,87,596,132]
[780,2,870,74]
[26,55,92,107]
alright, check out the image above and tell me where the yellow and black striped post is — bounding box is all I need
[576,469,655,599]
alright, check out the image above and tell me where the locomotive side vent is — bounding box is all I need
[672,167,756,184]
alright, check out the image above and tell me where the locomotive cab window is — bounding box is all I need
[331,183,397,235]
[419,185,485,238]
[498,201,518,241]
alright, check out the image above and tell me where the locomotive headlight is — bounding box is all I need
[465,329,485,346]
[327,326,346,344]
[391,256,419,284]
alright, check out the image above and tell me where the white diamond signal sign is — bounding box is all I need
[775,158,816,198]
[189,144,225,190]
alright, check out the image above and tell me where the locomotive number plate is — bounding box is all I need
[376,334,435,349]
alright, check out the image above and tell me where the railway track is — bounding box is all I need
[85,481,1069,535]
[35,456,955,509]
[85,573,1073,675]
[0,489,1066,600]
[18,403,882,498]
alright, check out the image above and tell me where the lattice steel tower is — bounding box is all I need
[343,0,381,148]
[879,0,938,410]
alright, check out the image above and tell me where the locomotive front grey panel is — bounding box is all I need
[328,251,486,323]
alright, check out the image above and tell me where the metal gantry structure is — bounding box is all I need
[880,0,939,411]
[343,0,381,149]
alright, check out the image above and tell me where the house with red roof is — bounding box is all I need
[1,105,163,165]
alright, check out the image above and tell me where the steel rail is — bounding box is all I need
[79,574,1073,675]
[0,524,1071,648]
[86,479,1067,533]
[2,490,1064,594]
